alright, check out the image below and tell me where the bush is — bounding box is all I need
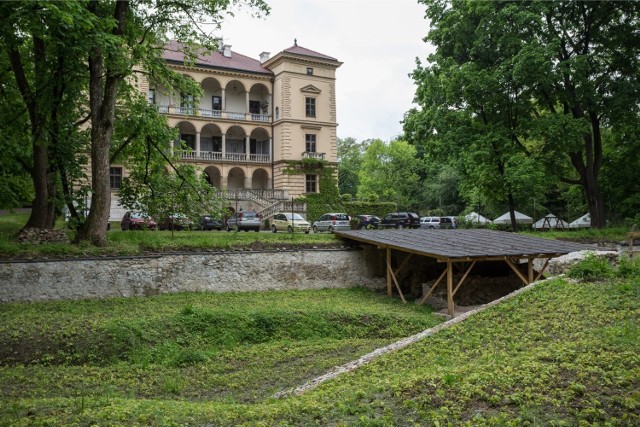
[567,253,614,282]
[615,256,640,279]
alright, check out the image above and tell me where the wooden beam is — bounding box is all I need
[452,261,476,297]
[505,258,529,286]
[528,258,534,284]
[386,248,392,297]
[394,253,414,279]
[447,261,454,317]
[388,263,407,303]
[418,268,447,305]
[534,258,551,282]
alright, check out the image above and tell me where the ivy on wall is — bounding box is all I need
[284,159,399,221]
[284,159,340,221]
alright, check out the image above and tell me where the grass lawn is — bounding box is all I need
[0,212,340,259]
[1,274,638,426]
[0,212,633,260]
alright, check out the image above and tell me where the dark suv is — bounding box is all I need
[357,214,380,229]
[380,212,421,229]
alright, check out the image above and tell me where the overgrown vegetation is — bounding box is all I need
[1,269,638,425]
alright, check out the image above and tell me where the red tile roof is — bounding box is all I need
[162,40,272,75]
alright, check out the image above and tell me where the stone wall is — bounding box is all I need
[0,249,385,303]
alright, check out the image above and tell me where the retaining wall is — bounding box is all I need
[0,249,385,303]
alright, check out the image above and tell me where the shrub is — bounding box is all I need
[567,253,614,282]
[615,256,640,279]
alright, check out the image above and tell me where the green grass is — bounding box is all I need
[0,212,340,258]
[1,273,639,426]
[2,212,634,259]
[0,287,442,425]
[522,226,631,243]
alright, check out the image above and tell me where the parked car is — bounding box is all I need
[226,210,260,232]
[356,214,380,230]
[271,213,311,233]
[120,211,157,230]
[420,216,454,229]
[312,213,351,233]
[196,215,224,231]
[380,212,421,229]
[158,213,193,231]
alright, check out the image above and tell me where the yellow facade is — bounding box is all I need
[109,42,341,220]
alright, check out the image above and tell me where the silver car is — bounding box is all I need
[226,210,261,232]
[312,213,351,233]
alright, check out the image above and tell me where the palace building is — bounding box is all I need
[109,40,341,220]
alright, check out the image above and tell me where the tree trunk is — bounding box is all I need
[507,191,518,232]
[75,0,129,245]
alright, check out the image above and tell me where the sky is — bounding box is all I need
[217,0,434,142]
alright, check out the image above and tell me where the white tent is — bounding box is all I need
[465,212,493,224]
[493,210,533,225]
[532,213,569,230]
[568,213,591,229]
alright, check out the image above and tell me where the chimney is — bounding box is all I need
[259,51,270,62]
[223,44,232,58]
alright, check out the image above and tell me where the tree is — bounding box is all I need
[407,0,640,228]
[357,139,423,210]
[337,137,366,197]
[1,0,269,245]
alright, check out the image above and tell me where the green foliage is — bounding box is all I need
[405,0,640,228]
[357,139,424,211]
[284,159,341,222]
[567,253,614,281]
[1,273,638,425]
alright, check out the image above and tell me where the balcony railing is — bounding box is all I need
[156,105,270,122]
[216,189,289,202]
[251,114,269,122]
[302,151,326,160]
[226,112,245,120]
[200,109,222,118]
[177,150,270,163]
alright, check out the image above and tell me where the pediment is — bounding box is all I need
[300,85,321,94]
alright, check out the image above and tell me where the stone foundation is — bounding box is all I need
[0,249,385,303]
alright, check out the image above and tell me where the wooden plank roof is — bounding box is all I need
[335,229,595,261]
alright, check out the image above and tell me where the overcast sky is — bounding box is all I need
[218,0,434,142]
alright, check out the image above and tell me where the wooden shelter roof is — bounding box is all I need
[335,229,594,262]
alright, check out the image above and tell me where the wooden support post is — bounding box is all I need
[447,261,454,317]
[388,265,407,303]
[418,268,447,305]
[505,258,529,286]
[452,261,476,297]
[528,258,534,285]
[386,248,392,297]
[534,258,551,282]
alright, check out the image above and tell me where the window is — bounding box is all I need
[305,134,316,152]
[181,94,194,113]
[305,174,317,193]
[180,134,195,150]
[147,89,156,104]
[275,107,279,119]
[212,96,222,110]
[249,100,261,114]
[305,97,316,117]
[307,67,313,75]
[110,167,122,189]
